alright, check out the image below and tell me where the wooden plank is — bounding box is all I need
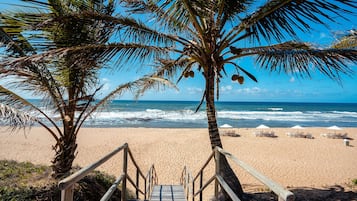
[58,143,127,190]
[216,175,241,201]
[215,147,295,201]
[150,185,187,201]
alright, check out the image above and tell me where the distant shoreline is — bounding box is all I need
[25,98,357,104]
[11,100,357,128]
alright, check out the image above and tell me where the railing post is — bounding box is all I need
[144,178,147,200]
[186,171,189,200]
[148,169,152,198]
[122,145,128,201]
[192,177,195,201]
[214,148,220,199]
[61,185,74,201]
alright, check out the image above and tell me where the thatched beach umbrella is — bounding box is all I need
[256,124,270,129]
[291,125,304,130]
[327,125,342,133]
[220,124,233,128]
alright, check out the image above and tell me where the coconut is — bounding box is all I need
[237,76,244,84]
[231,74,239,81]
[189,71,194,77]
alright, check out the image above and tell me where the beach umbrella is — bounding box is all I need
[256,124,269,129]
[327,125,342,130]
[220,124,233,128]
[291,125,304,129]
[327,125,342,133]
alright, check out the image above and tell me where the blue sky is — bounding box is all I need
[1,1,357,103]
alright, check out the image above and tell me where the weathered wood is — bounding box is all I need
[193,175,215,198]
[150,185,187,201]
[58,143,156,201]
[127,175,145,196]
[58,143,128,191]
[214,150,220,199]
[128,148,146,178]
[100,174,125,201]
[216,175,241,201]
[122,146,128,201]
[61,185,74,201]
[216,147,294,201]
[146,165,157,199]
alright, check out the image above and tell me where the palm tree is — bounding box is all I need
[117,0,357,199]
[0,0,169,178]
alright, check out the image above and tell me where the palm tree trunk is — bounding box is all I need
[205,74,245,200]
[51,125,77,179]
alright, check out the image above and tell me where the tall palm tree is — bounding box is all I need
[116,0,357,199]
[0,0,169,178]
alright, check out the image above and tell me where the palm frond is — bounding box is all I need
[77,75,176,130]
[215,0,253,29]
[121,0,194,34]
[0,14,35,56]
[0,27,25,56]
[226,62,258,83]
[154,56,192,79]
[0,103,34,132]
[73,86,101,135]
[332,30,357,49]
[0,84,63,135]
[2,43,170,70]
[239,0,357,42]
[43,11,176,46]
[0,84,35,111]
[0,61,66,115]
[251,41,356,80]
[0,85,36,130]
[135,76,178,99]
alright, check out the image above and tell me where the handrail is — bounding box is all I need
[181,147,295,201]
[180,166,193,200]
[59,143,128,191]
[216,147,294,201]
[58,143,156,201]
[146,164,158,198]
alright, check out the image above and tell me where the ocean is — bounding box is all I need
[30,100,356,128]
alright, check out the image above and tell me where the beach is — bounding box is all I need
[0,127,356,193]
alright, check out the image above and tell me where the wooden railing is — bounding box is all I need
[181,147,295,201]
[58,143,158,201]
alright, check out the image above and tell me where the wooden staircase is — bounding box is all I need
[58,143,294,201]
[149,185,186,201]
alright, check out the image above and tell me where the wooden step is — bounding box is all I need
[149,185,187,201]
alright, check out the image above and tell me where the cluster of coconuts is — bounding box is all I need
[183,71,195,78]
[231,74,244,84]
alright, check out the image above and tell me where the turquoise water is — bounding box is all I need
[26,100,357,128]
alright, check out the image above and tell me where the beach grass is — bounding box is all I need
[0,160,130,201]
[353,179,357,186]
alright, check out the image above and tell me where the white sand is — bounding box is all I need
[1,127,356,190]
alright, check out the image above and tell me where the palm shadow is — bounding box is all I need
[244,185,357,201]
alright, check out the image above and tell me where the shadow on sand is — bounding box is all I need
[244,185,357,201]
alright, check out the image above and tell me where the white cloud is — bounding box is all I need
[236,87,264,95]
[289,77,295,83]
[187,87,203,94]
[101,78,111,91]
[220,85,233,93]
